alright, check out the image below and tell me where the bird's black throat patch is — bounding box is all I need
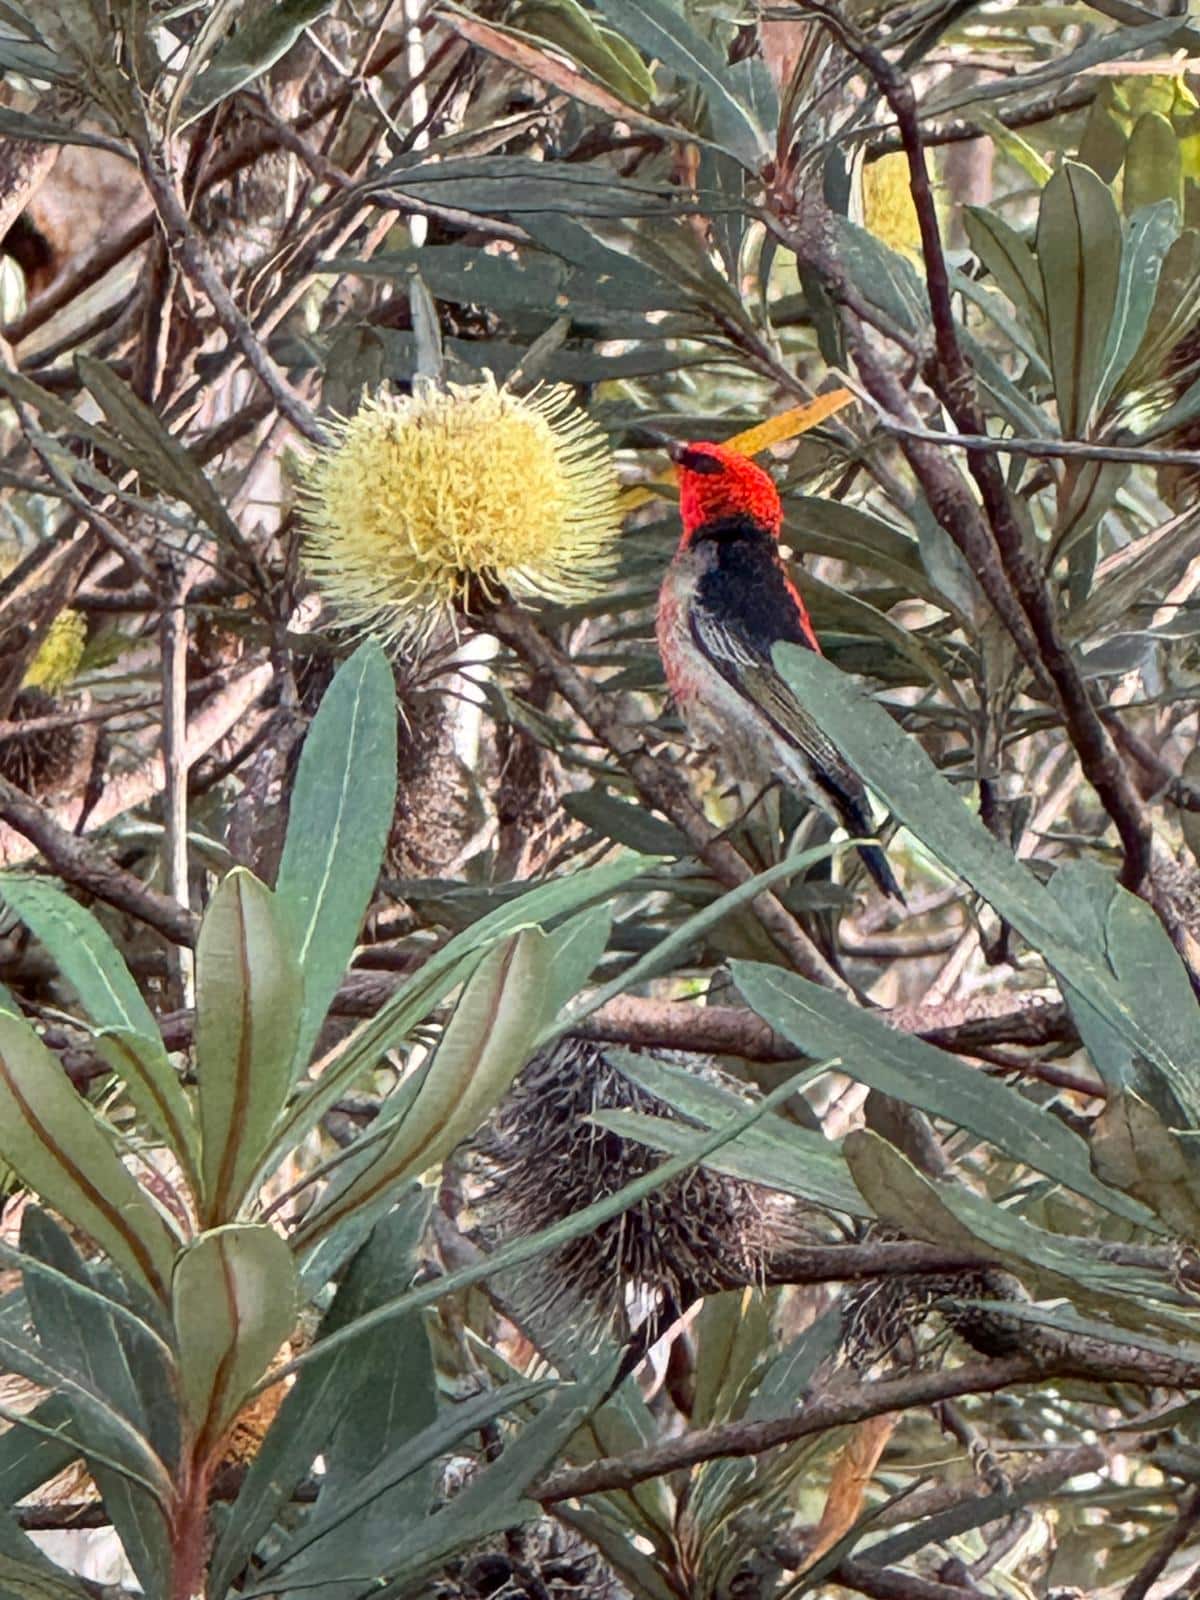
[692,516,815,653]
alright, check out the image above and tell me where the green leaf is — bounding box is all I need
[172,1224,297,1444]
[1093,199,1179,414]
[769,643,1199,1130]
[75,355,251,555]
[20,1212,172,1595]
[514,0,655,104]
[1113,227,1200,400]
[0,1323,172,1506]
[293,928,553,1249]
[246,1380,557,1592]
[563,786,689,854]
[1046,859,1200,1124]
[208,1195,427,1596]
[0,1395,77,1508]
[598,1051,863,1214]
[0,1013,176,1300]
[845,1130,1193,1339]
[286,1194,437,1597]
[0,1546,92,1598]
[1036,162,1123,435]
[94,1029,199,1190]
[196,870,302,1224]
[828,217,928,336]
[730,962,1141,1221]
[0,877,156,1037]
[183,0,335,123]
[1124,111,1182,216]
[786,498,955,613]
[964,206,1048,345]
[377,153,684,220]
[589,0,766,167]
[276,642,398,1082]
[545,902,614,1015]
[0,105,117,150]
[274,853,653,1156]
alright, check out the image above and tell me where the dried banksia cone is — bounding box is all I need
[479,1038,801,1346]
[434,1519,625,1600]
[0,688,91,799]
[840,1258,1029,1371]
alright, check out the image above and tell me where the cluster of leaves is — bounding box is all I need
[0,0,1199,1596]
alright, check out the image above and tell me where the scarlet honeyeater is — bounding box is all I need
[656,440,902,901]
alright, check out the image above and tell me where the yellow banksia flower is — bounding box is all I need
[862,151,921,255]
[302,375,623,650]
[23,609,86,694]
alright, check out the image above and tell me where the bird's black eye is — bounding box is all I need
[678,447,725,476]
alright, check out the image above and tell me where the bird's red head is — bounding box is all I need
[669,441,783,544]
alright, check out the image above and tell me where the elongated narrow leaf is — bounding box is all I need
[209,1194,429,1595]
[1,876,156,1036]
[0,1543,91,1598]
[964,206,1047,347]
[293,929,553,1249]
[770,644,1200,1126]
[196,870,302,1224]
[0,1394,77,1506]
[590,0,766,167]
[75,355,249,552]
[276,642,397,1082]
[248,1380,556,1593]
[730,961,1144,1222]
[95,1029,199,1188]
[844,1131,1195,1341]
[0,1325,172,1505]
[172,1224,297,1444]
[1047,859,1200,1124]
[1092,1092,1200,1241]
[20,1211,171,1595]
[274,852,653,1156]
[1036,162,1123,435]
[0,1013,176,1300]
[600,1050,862,1213]
[183,0,336,123]
[1094,199,1178,413]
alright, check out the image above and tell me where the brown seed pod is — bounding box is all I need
[478,1038,803,1347]
[0,688,92,799]
[434,1526,625,1600]
[840,1258,1029,1371]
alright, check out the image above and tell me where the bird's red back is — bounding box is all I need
[671,442,783,544]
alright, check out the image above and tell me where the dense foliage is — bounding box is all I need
[0,0,1199,1595]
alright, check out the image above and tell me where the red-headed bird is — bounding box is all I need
[656,440,902,901]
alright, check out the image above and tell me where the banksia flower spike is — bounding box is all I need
[303,374,623,651]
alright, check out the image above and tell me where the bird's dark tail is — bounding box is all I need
[819,774,905,903]
[857,840,904,904]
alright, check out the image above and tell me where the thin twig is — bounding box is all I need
[1122,1486,1200,1600]
[159,558,194,1002]
[134,147,327,445]
[0,775,198,945]
[787,0,1152,893]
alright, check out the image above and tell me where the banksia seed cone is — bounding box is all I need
[435,1522,626,1600]
[0,688,91,799]
[479,1038,800,1346]
[841,1258,1029,1371]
